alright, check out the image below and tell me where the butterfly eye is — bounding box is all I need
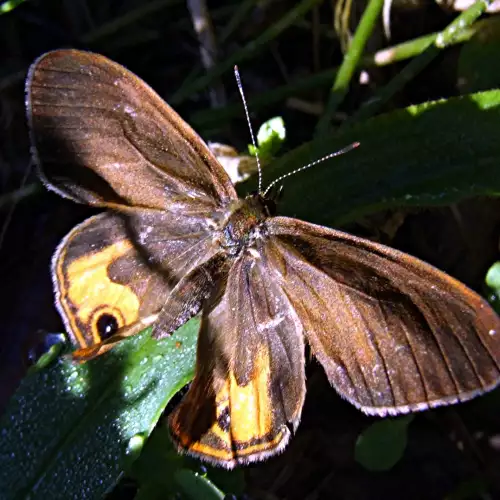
[95,313,119,340]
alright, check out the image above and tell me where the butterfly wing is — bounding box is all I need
[27,50,237,355]
[169,249,306,468]
[26,49,236,208]
[266,216,500,415]
[54,212,227,359]
[53,212,166,358]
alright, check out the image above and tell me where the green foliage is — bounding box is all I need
[445,477,491,500]
[241,90,500,226]
[248,116,286,161]
[485,262,500,294]
[130,427,245,499]
[458,21,500,94]
[0,322,198,499]
[0,0,26,14]
[485,261,500,314]
[355,416,414,471]
[26,334,66,375]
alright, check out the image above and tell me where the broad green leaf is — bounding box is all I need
[239,90,500,226]
[445,477,491,500]
[355,416,414,471]
[0,321,198,499]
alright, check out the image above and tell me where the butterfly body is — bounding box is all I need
[218,194,274,254]
[26,49,500,468]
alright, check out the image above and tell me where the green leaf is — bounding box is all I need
[26,333,66,375]
[0,321,198,499]
[248,116,286,160]
[0,0,27,14]
[131,426,245,499]
[355,416,414,471]
[173,469,224,500]
[239,90,500,226]
[445,477,491,500]
[485,261,500,314]
[485,261,500,293]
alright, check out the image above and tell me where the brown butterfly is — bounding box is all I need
[27,49,500,468]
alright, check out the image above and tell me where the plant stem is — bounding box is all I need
[344,0,492,126]
[179,0,259,91]
[0,183,40,210]
[188,16,498,132]
[192,67,338,128]
[315,0,384,137]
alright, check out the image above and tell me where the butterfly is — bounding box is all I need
[26,49,500,468]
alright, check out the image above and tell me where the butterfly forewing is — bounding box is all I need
[27,50,237,208]
[266,216,500,414]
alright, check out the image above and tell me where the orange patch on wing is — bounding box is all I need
[186,438,232,462]
[174,348,285,464]
[57,239,140,347]
[225,347,274,443]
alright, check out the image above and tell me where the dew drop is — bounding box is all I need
[126,433,146,458]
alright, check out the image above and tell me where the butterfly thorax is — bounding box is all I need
[218,194,273,256]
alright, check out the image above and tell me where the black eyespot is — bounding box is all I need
[217,406,231,432]
[96,313,119,340]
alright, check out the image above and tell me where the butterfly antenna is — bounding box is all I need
[263,142,360,197]
[234,65,263,193]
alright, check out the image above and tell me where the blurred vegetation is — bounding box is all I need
[0,0,499,499]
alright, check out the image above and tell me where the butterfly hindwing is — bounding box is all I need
[169,248,306,468]
[53,212,169,358]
